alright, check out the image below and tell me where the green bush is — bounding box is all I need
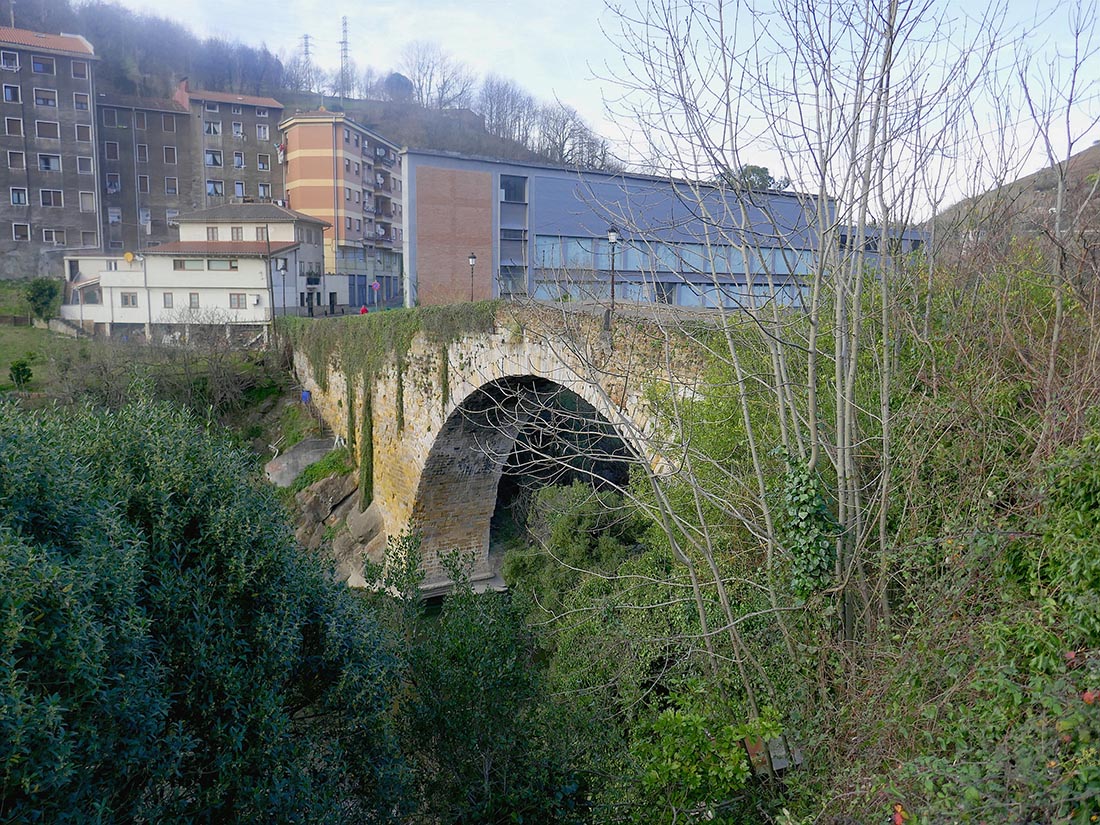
[0,397,407,822]
[23,277,60,320]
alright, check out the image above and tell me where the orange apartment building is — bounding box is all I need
[279,110,403,308]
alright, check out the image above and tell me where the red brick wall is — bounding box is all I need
[415,166,494,305]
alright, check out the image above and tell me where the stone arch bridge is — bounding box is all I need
[289,304,705,592]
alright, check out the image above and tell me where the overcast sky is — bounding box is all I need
[110,0,1098,202]
[114,0,619,132]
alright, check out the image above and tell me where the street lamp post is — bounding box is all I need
[468,252,477,302]
[607,225,620,314]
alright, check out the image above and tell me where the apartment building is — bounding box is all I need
[279,110,403,308]
[172,79,284,210]
[96,93,191,252]
[61,201,328,339]
[0,26,99,278]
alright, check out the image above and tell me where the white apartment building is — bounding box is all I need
[61,202,329,341]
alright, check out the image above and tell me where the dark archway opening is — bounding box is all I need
[484,378,637,565]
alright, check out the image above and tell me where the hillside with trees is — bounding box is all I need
[6,0,617,166]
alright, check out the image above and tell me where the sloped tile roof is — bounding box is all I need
[185,89,283,108]
[0,27,95,56]
[174,202,330,227]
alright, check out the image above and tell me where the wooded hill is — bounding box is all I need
[11,0,616,165]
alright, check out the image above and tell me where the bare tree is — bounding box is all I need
[477,74,539,145]
[399,41,477,109]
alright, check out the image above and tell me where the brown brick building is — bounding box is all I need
[280,110,403,306]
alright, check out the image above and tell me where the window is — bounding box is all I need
[31,55,54,74]
[120,292,138,307]
[7,151,23,169]
[102,108,117,127]
[345,187,351,201]
[10,188,26,205]
[162,114,175,132]
[206,180,224,197]
[257,153,270,170]
[40,189,62,207]
[107,207,121,224]
[233,151,244,168]
[256,107,268,118]
[232,122,243,138]
[0,51,17,70]
[134,111,145,129]
[355,218,361,231]
[77,156,92,174]
[234,180,244,198]
[255,226,268,241]
[166,209,179,226]
[138,175,149,193]
[229,293,246,308]
[203,227,218,242]
[73,92,89,110]
[231,226,243,241]
[75,123,91,141]
[109,240,122,250]
[81,230,96,246]
[104,141,119,160]
[344,158,350,172]
[189,292,199,308]
[163,146,177,164]
[204,149,222,167]
[5,117,22,136]
[35,121,59,139]
[163,292,173,308]
[231,104,242,115]
[173,259,203,271]
[3,85,19,103]
[256,124,269,141]
[345,217,351,230]
[205,101,219,112]
[138,207,150,227]
[164,177,178,195]
[33,88,56,107]
[204,120,221,136]
[210,259,239,271]
[258,183,270,198]
[500,175,527,203]
[72,60,88,79]
[343,128,350,143]
[42,228,65,245]
[78,191,94,212]
[105,173,120,194]
[38,153,61,172]
[12,223,29,241]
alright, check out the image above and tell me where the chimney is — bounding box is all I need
[173,77,190,108]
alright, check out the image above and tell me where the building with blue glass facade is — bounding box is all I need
[401,150,829,309]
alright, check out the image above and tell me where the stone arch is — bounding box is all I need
[410,374,641,589]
